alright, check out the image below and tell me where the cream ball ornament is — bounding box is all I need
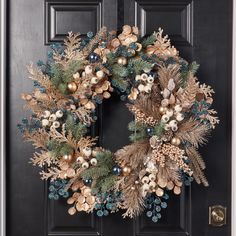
[147,76,154,83]
[171,125,178,132]
[82,147,92,157]
[90,158,97,166]
[42,119,49,127]
[42,110,51,118]
[52,121,60,128]
[49,114,57,122]
[91,77,98,84]
[176,113,184,121]
[55,110,63,118]
[161,115,169,123]
[141,176,150,184]
[169,120,177,127]
[174,104,182,112]
[85,65,93,74]
[96,70,104,79]
[166,109,174,117]
[76,156,85,164]
[82,161,89,169]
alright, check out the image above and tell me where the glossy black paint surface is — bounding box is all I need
[5,0,232,235]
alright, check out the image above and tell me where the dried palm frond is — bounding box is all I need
[115,140,150,169]
[176,119,210,148]
[158,64,181,90]
[176,75,199,108]
[121,182,144,218]
[185,146,208,186]
[127,95,162,126]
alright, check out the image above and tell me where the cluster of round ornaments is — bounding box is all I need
[18,25,219,222]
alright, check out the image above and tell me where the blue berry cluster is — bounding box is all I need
[33,80,46,93]
[94,192,122,217]
[48,179,70,200]
[191,100,212,126]
[182,173,193,186]
[17,116,41,133]
[145,193,169,223]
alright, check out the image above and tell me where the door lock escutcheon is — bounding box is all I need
[209,205,226,227]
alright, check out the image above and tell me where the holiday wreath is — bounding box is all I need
[18,25,219,222]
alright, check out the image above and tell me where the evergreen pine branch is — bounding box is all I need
[128,121,147,142]
[128,59,153,75]
[153,123,165,137]
[141,34,156,48]
[65,114,87,141]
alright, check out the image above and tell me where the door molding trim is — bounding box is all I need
[232,1,236,235]
[0,0,6,235]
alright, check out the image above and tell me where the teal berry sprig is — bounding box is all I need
[145,193,169,223]
[48,179,70,200]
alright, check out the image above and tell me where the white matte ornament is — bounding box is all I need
[42,110,51,118]
[176,113,184,121]
[147,76,154,83]
[55,110,63,118]
[82,147,92,157]
[90,158,97,166]
[52,121,60,128]
[169,120,177,127]
[149,174,156,181]
[166,109,174,117]
[82,162,89,169]
[85,65,93,74]
[91,77,98,84]
[76,156,85,164]
[135,75,141,81]
[141,176,149,184]
[49,114,57,122]
[96,70,104,79]
[174,104,182,112]
[161,115,169,123]
[140,73,148,81]
[138,84,145,92]
[42,119,49,127]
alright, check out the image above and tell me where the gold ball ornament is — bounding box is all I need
[67,82,78,93]
[171,137,181,146]
[122,166,131,176]
[117,57,127,65]
[159,106,167,115]
[63,154,73,162]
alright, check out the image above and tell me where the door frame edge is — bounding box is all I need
[0,0,6,235]
[232,0,236,236]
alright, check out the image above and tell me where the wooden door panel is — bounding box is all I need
[45,0,114,44]
[124,0,232,236]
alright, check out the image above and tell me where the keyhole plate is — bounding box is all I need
[209,205,227,227]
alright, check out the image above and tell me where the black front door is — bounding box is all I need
[6,0,232,236]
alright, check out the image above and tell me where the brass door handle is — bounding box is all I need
[209,205,226,226]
